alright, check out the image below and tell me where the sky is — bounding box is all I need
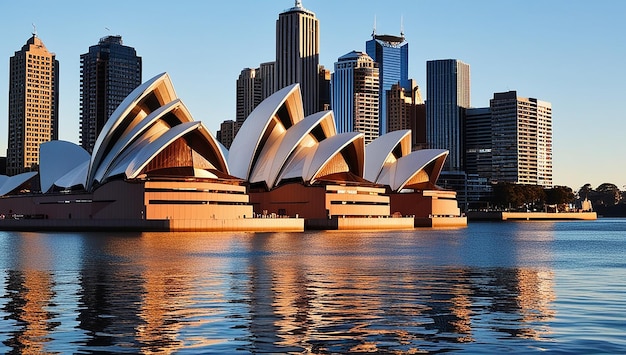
[0,0,624,191]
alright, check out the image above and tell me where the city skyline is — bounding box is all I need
[0,0,624,190]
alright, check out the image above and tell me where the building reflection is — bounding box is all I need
[76,233,144,351]
[237,231,556,352]
[0,228,557,353]
[1,234,57,354]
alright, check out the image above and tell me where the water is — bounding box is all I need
[0,219,625,354]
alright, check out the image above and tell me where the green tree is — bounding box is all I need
[545,185,576,211]
[596,183,621,205]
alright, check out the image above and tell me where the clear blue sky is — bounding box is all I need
[1,0,624,191]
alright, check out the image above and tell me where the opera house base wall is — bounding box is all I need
[306,216,414,230]
[390,190,467,228]
[414,216,468,228]
[0,218,304,232]
[0,180,303,232]
[167,218,303,232]
[250,183,391,220]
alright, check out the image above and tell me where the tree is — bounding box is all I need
[545,186,576,211]
[596,183,621,205]
[578,183,593,200]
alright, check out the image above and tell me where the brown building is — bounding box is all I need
[7,34,59,175]
[386,79,426,150]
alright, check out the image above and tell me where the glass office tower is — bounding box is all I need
[80,35,142,153]
[426,59,470,171]
[366,32,408,135]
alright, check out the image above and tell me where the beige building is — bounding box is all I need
[491,91,553,187]
[386,79,427,150]
[7,34,59,176]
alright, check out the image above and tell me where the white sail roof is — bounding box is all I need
[378,149,448,191]
[39,141,90,193]
[228,84,304,179]
[249,110,336,189]
[364,130,411,183]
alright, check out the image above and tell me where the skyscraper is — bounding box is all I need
[331,51,379,144]
[386,79,426,150]
[236,62,275,131]
[236,67,262,130]
[366,30,409,136]
[80,35,141,153]
[426,59,470,171]
[276,0,319,116]
[7,34,59,176]
[490,91,552,187]
[217,119,236,149]
[464,107,492,179]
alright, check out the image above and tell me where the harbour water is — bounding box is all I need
[0,219,625,353]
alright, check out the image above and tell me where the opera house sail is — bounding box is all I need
[0,73,464,232]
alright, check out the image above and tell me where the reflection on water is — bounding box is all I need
[0,221,624,353]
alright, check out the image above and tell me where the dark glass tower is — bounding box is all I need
[366,32,408,135]
[80,35,141,153]
[426,59,470,171]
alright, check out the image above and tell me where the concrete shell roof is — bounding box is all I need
[249,110,336,189]
[54,161,90,189]
[228,83,304,179]
[124,121,217,179]
[93,98,199,183]
[87,72,177,189]
[0,172,38,196]
[364,130,411,183]
[39,141,91,192]
[378,149,448,191]
[278,132,364,185]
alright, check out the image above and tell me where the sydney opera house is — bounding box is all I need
[0,73,465,232]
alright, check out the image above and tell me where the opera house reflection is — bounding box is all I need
[0,228,556,353]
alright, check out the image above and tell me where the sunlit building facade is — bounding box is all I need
[7,34,59,176]
[386,79,426,150]
[276,0,319,116]
[490,91,553,187]
[331,51,380,145]
[80,35,142,153]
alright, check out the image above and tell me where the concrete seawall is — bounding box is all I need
[0,218,305,232]
[467,211,598,221]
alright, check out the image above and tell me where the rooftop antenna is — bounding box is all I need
[105,27,110,32]
[295,0,302,7]
[372,15,377,37]
[400,15,404,38]
[32,23,37,37]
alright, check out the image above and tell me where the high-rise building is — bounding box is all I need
[217,120,237,149]
[276,0,319,116]
[236,68,262,130]
[366,31,409,136]
[258,61,276,102]
[464,107,492,179]
[318,65,331,111]
[386,79,426,150]
[331,51,379,144]
[490,91,552,187]
[426,59,470,171]
[236,62,275,132]
[7,34,59,176]
[80,35,141,153]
